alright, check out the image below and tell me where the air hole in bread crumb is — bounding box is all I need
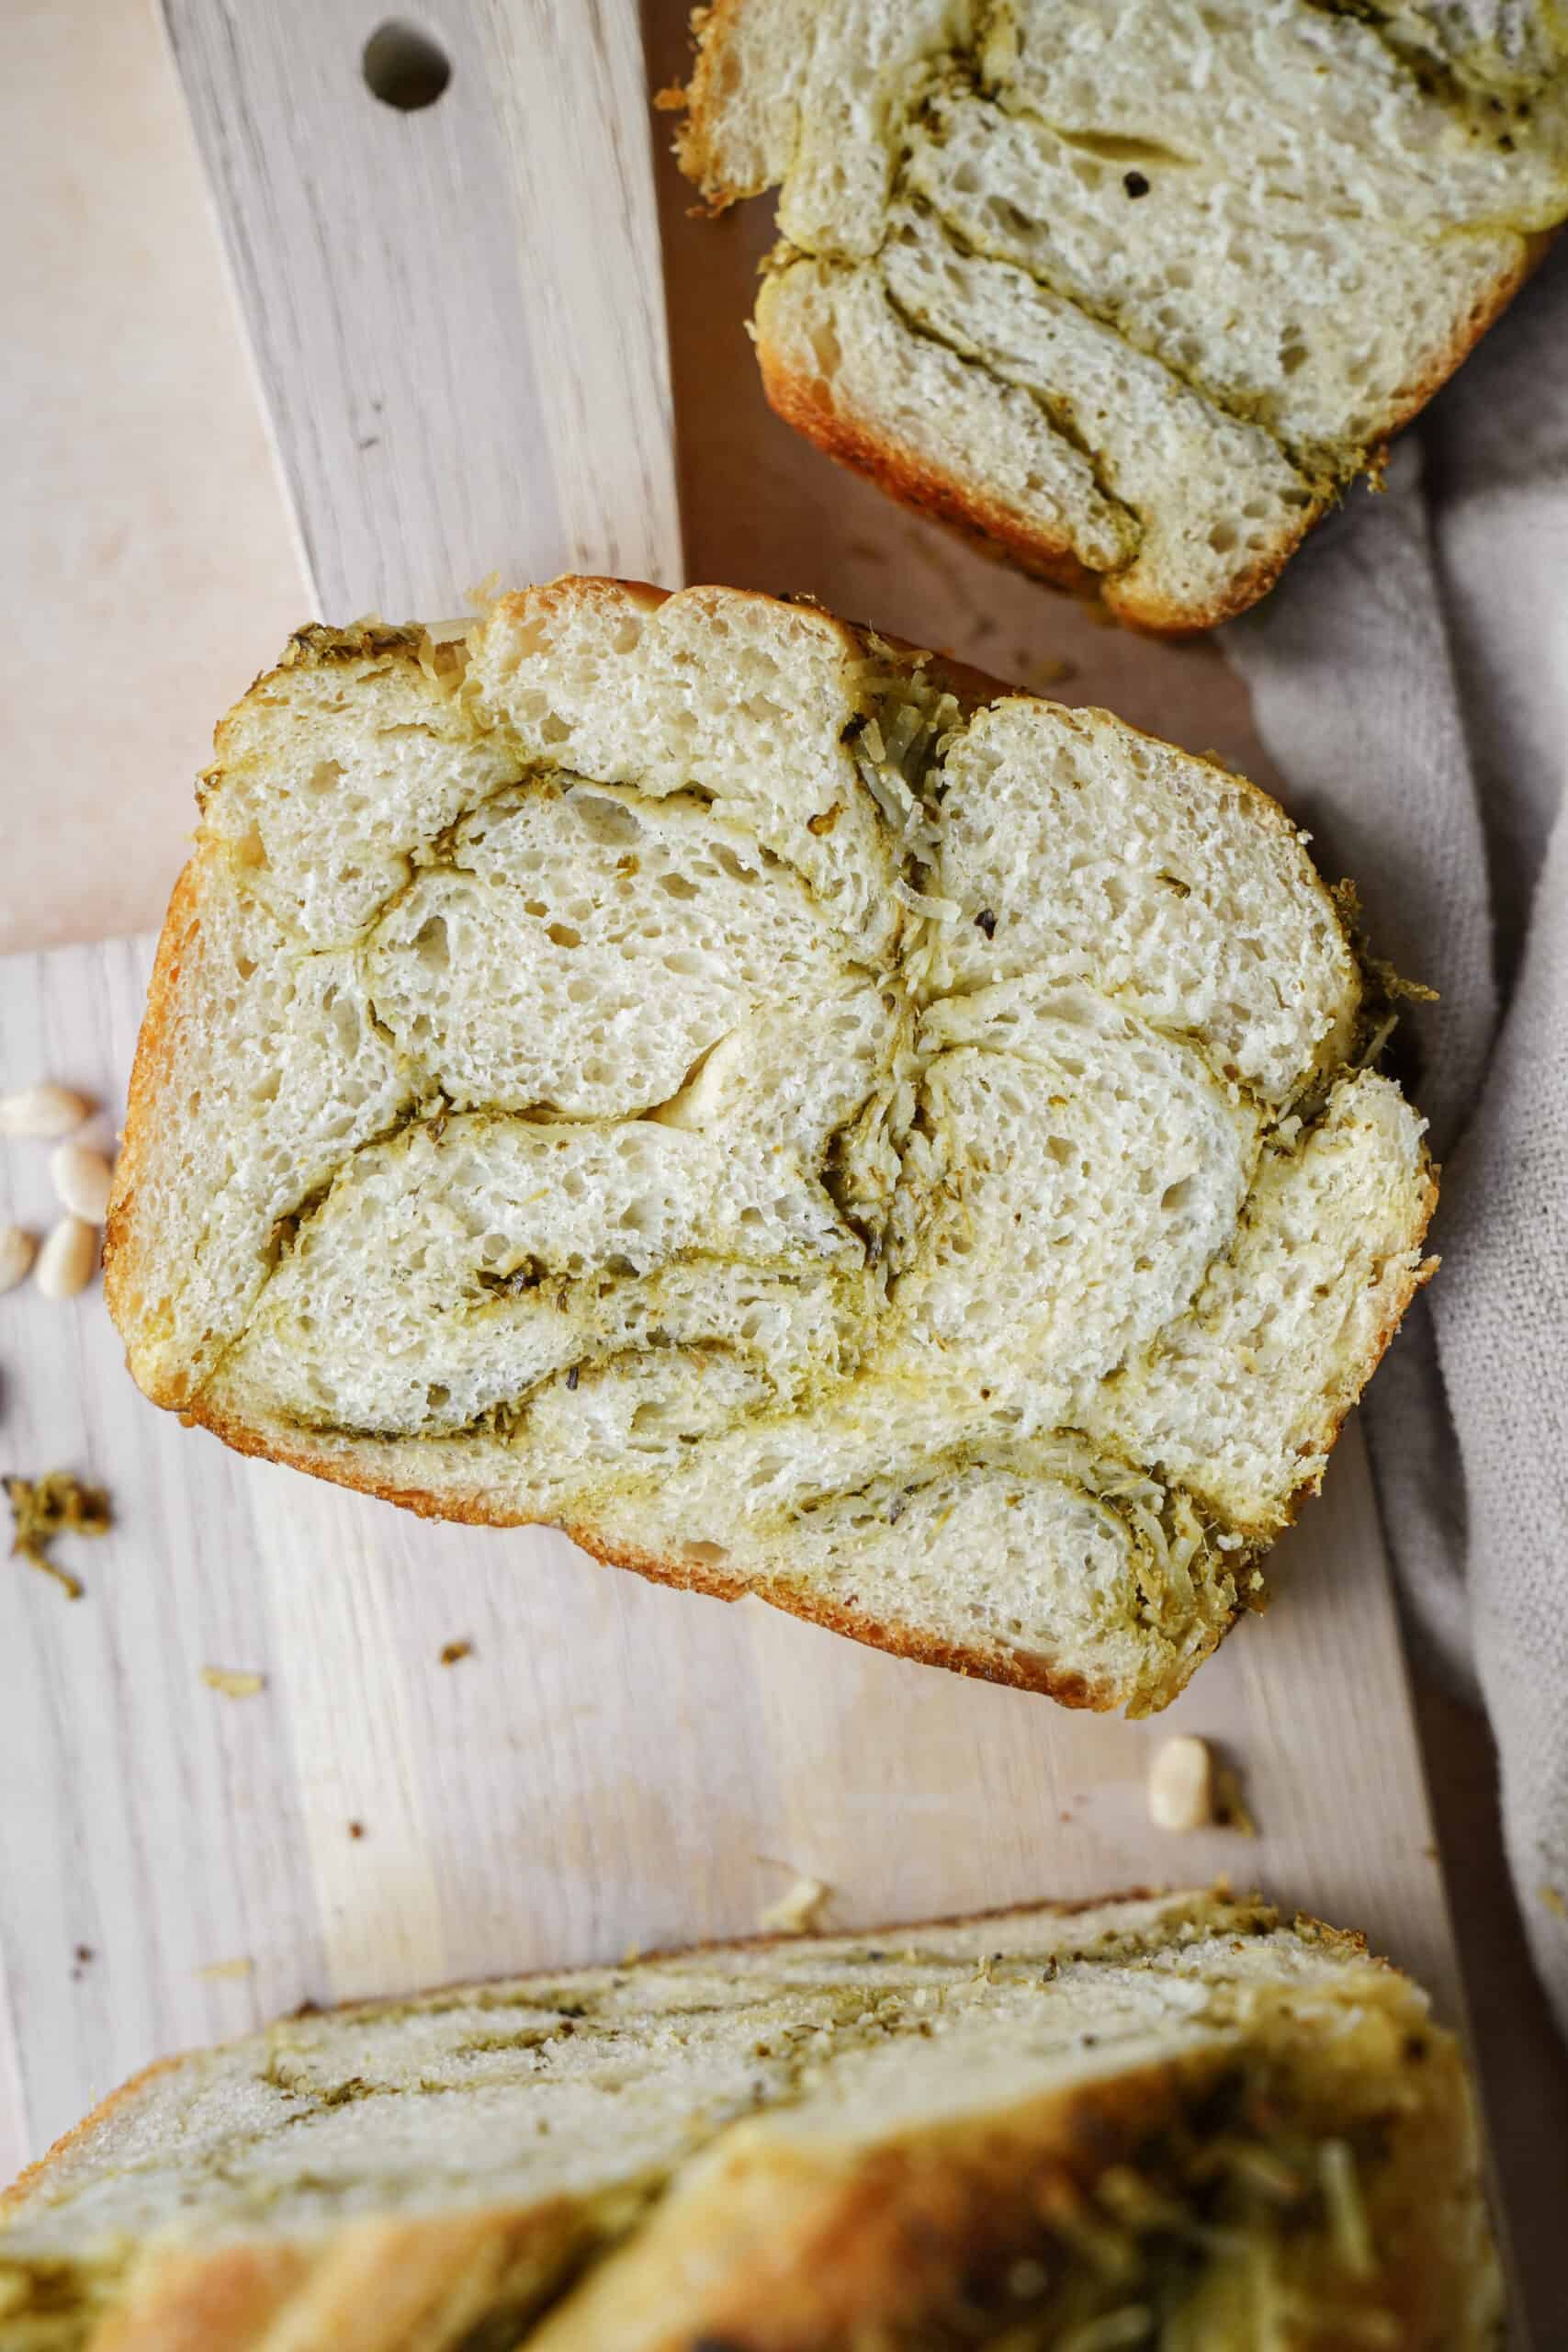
[414,916,449,971]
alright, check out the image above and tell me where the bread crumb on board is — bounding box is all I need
[5,1471,111,1600]
[439,1638,474,1666]
[196,1957,255,1983]
[201,1667,266,1700]
[759,1876,831,1935]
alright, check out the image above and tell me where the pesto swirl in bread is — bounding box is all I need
[106,580,1433,1713]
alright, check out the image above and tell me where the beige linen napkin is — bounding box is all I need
[1225,243,1568,2032]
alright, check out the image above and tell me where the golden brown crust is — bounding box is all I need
[490,572,671,638]
[88,2244,310,2352]
[176,1387,1132,1710]
[102,856,209,1408]
[758,330,1325,639]
[1371,226,1559,447]
[758,334,1112,609]
[0,2056,187,2227]
[532,2046,1242,2352]
[671,0,786,207]
[527,2017,1495,2352]
[75,2204,597,2352]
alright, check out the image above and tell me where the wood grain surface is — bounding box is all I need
[162,0,682,615]
[0,0,1543,2335]
[0,936,1457,2177]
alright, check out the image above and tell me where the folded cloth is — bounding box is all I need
[1225,243,1568,2036]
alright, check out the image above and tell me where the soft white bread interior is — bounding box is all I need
[106,580,1435,1714]
[678,0,1568,630]
[0,1891,1501,2352]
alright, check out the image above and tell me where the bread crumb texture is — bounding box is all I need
[679,0,1568,629]
[105,582,1435,1713]
[0,1893,1502,2350]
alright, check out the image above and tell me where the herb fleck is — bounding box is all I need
[975,908,998,940]
[1123,170,1150,197]
[5,1472,111,1600]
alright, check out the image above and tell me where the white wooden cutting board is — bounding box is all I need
[0,935,1455,2177]
[0,0,1461,2222]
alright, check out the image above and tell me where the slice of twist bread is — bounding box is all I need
[0,1892,1500,2352]
[106,579,1434,1714]
[674,0,1568,631]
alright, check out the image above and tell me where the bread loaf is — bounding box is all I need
[675,0,1568,630]
[0,1890,1501,2350]
[106,578,1434,1713]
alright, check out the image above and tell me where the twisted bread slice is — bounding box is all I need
[107,579,1434,1713]
[0,1891,1500,2351]
[676,0,1568,630]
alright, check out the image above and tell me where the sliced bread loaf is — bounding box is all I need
[105,579,1434,1713]
[674,0,1568,630]
[0,1891,1500,2351]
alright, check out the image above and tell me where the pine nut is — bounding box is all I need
[1147,1734,1213,1832]
[0,1226,36,1294]
[35,1216,96,1300]
[50,1141,115,1224]
[0,1083,91,1138]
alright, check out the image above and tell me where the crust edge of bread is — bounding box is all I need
[104,582,1436,1717]
[0,1896,1499,2352]
[751,238,1558,633]
[173,1166,1434,1717]
[763,333,1327,637]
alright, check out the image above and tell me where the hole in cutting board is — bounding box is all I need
[363,21,452,110]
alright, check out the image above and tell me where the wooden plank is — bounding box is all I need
[0,937,1461,2167]
[161,0,682,616]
